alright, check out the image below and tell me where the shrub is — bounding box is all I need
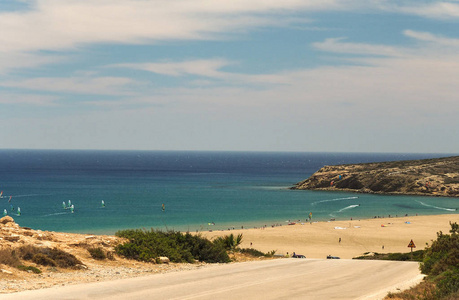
[213,234,243,251]
[17,265,42,274]
[389,222,459,299]
[115,229,230,263]
[32,253,57,267]
[239,248,265,257]
[421,222,459,276]
[0,249,20,267]
[88,247,106,260]
[18,246,83,269]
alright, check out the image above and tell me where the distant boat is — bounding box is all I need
[101,200,105,208]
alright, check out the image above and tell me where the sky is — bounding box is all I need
[1,0,458,153]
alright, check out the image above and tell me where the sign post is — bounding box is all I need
[407,239,416,259]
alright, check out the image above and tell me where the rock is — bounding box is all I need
[4,234,20,242]
[158,257,170,264]
[0,216,14,224]
[76,264,88,270]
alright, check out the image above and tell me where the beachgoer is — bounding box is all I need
[339,237,341,243]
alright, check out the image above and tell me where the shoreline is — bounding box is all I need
[291,186,459,198]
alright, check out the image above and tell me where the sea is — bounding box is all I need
[0,150,458,235]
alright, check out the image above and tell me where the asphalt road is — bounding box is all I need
[1,259,423,300]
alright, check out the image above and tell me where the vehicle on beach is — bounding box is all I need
[327,255,340,259]
[292,254,306,258]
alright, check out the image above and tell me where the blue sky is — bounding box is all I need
[1,0,458,153]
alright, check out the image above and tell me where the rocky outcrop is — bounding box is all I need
[292,156,459,197]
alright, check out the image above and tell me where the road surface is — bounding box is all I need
[1,259,423,300]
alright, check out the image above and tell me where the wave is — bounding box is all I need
[42,212,69,217]
[337,204,360,213]
[9,193,52,198]
[312,196,359,205]
[416,201,457,212]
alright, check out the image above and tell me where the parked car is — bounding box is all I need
[292,254,306,258]
[327,255,340,259]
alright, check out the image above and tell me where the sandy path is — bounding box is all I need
[201,214,458,258]
[1,259,423,300]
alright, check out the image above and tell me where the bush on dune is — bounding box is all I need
[115,229,230,263]
[387,222,459,299]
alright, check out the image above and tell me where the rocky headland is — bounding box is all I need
[292,156,459,197]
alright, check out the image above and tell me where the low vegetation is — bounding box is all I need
[115,230,276,264]
[0,245,82,274]
[213,233,243,252]
[354,250,424,262]
[239,248,276,258]
[88,247,107,260]
[17,245,83,269]
[115,229,231,263]
[386,222,459,299]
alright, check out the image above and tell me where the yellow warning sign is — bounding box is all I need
[407,239,416,248]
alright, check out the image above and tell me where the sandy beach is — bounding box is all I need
[1,213,457,295]
[201,214,459,259]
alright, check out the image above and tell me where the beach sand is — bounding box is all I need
[200,214,458,259]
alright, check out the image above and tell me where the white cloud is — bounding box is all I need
[115,59,234,78]
[312,37,406,57]
[404,30,459,47]
[397,2,459,19]
[0,0,341,53]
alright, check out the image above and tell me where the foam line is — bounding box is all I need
[417,201,456,212]
[312,196,359,205]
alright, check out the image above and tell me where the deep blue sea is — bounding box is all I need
[0,150,458,234]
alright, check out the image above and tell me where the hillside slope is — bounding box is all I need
[292,156,459,197]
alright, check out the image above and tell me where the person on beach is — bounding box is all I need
[339,237,341,243]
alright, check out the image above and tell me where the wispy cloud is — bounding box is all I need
[396,2,459,19]
[312,37,406,57]
[115,59,234,78]
[0,93,58,106]
[1,76,136,96]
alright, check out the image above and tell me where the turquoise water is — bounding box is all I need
[1,150,457,234]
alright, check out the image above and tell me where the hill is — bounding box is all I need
[292,156,459,197]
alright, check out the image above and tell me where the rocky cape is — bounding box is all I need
[292,156,459,197]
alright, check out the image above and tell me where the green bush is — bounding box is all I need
[88,247,106,260]
[421,222,459,276]
[435,267,459,298]
[353,250,424,262]
[239,248,266,257]
[17,265,42,274]
[213,234,243,251]
[115,229,230,263]
[386,222,459,299]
